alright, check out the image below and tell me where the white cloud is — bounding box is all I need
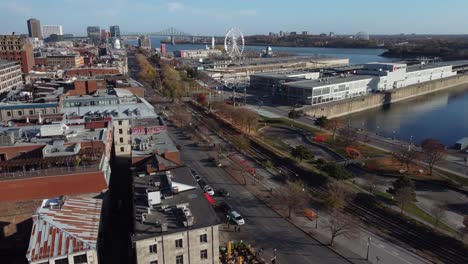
[0,2,32,16]
[167,2,184,13]
[239,9,257,16]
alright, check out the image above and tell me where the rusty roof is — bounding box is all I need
[26,196,102,262]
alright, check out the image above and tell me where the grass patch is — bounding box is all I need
[438,169,468,187]
[260,116,321,134]
[406,204,457,234]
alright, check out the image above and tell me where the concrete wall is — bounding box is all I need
[135,225,219,264]
[302,74,468,118]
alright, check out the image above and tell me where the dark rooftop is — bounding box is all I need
[131,166,220,241]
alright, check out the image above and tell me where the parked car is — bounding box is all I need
[218,202,232,214]
[204,185,215,196]
[198,180,207,188]
[228,210,245,225]
[216,188,230,197]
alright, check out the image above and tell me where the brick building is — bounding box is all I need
[0,119,113,202]
[0,34,35,74]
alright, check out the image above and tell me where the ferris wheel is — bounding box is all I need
[224,28,245,59]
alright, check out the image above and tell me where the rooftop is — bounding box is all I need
[27,196,102,262]
[132,167,220,241]
[283,74,374,89]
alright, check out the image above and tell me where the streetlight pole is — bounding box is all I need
[366,237,372,260]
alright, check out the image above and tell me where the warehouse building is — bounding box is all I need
[250,62,458,106]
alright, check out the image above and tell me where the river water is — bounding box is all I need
[124,36,390,65]
[344,84,468,146]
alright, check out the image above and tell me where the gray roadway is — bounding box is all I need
[168,126,352,264]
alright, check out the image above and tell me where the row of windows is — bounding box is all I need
[49,253,87,264]
[0,74,22,83]
[148,251,208,264]
[0,67,21,75]
[4,108,56,117]
[148,234,209,253]
[0,46,22,50]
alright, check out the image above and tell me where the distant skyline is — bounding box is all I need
[1,0,468,36]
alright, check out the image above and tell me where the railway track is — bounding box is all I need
[186,102,468,264]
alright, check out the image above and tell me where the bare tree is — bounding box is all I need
[339,126,358,147]
[392,146,419,172]
[421,138,447,175]
[324,181,352,210]
[325,210,360,246]
[430,203,447,228]
[274,181,310,218]
[395,187,414,213]
[325,119,343,140]
[460,216,468,240]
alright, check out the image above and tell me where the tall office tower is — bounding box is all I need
[27,18,42,39]
[87,26,101,44]
[110,25,121,38]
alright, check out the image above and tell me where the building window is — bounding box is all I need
[200,234,208,243]
[6,111,11,117]
[29,110,33,115]
[118,120,122,125]
[175,239,183,248]
[120,137,124,143]
[200,249,208,259]
[150,261,158,264]
[176,255,183,264]
[54,258,69,264]
[120,147,124,152]
[17,111,22,116]
[149,244,157,254]
[119,128,123,134]
[73,254,87,263]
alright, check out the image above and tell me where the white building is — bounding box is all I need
[282,75,374,105]
[26,196,102,264]
[280,62,457,106]
[0,60,23,93]
[360,62,457,91]
[42,25,64,38]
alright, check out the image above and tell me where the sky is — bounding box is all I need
[1,0,468,36]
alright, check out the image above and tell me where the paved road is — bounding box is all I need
[168,126,353,264]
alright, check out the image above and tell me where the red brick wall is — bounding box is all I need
[35,57,47,66]
[69,80,106,96]
[0,171,108,202]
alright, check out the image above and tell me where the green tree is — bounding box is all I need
[288,109,302,119]
[315,116,328,128]
[387,175,415,199]
[232,135,250,151]
[321,163,354,180]
[291,145,314,161]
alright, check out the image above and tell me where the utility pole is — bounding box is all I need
[366,237,372,260]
